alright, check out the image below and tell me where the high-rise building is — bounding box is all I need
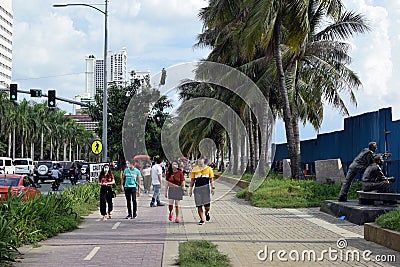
[85,55,96,97]
[95,58,104,94]
[0,1,13,88]
[110,47,127,88]
[84,47,127,97]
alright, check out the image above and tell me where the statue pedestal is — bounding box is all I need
[320,200,398,225]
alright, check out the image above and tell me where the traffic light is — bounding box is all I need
[48,90,56,107]
[9,84,17,101]
[30,89,42,97]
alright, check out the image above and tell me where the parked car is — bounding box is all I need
[0,174,41,201]
[14,158,35,176]
[33,161,62,183]
[0,157,15,174]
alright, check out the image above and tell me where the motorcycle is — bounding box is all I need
[70,169,81,185]
[51,172,61,191]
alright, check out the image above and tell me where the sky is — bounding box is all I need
[10,0,400,143]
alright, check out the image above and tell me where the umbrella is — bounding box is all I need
[133,155,151,160]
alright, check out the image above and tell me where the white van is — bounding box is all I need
[0,157,15,174]
[14,158,34,175]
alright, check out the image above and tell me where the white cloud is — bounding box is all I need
[11,0,209,113]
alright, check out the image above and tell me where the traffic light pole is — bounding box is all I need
[0,88,91,107]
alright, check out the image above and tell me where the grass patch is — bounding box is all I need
[177,240,230,267]
[236,173,361,208]
[376,208,400,232]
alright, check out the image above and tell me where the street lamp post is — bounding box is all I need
[53,1,108,163]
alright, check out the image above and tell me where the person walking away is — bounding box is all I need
[338,141,377,202]
[98,164,115,221]
[189,157,215,225]
[142,163,152,194]
[121,161,141,219]
[165,161,185,223]
[150,158,165,207]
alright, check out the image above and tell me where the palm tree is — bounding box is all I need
[239,0,311,179]
[240,0,369,175]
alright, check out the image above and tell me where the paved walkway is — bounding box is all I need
[16,180,400,266]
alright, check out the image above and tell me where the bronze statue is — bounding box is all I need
[361,154,395,193]
[338,141,377,202]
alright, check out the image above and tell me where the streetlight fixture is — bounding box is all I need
[53,1,109,163]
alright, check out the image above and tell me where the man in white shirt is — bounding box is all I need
[150,158,165,207]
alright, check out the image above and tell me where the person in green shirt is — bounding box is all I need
[121,160,141,219]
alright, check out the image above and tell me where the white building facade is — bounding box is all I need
[109,47,127,88]
[0,0,13,87]
[84,47,127,97]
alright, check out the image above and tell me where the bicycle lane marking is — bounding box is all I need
[84,246,100,261]
[112,222,121,229]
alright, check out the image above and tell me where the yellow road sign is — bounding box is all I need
[91,140,103,155]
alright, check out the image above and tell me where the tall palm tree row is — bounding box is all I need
[0,93,95,161]
[178,0,369,178]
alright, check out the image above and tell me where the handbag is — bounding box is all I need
[111,190,117,198]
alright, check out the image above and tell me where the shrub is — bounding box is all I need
[0,182,100,266]
[376,208,400,232]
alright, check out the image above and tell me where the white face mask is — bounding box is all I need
[104,168,109,172]
[172,164,178,168]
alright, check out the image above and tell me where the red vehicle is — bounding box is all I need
[0,174,41,201]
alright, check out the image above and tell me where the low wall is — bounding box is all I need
[364,223,400,252]
[216,175,250,189]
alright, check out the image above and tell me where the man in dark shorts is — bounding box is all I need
[189,157,215,225]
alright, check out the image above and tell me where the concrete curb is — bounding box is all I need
[364,222,400,252]
[216,176,249,189]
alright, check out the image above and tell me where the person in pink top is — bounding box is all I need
[98,163,115,221]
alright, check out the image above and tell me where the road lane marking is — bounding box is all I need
[84,246,100,261]
[112,222,121,229]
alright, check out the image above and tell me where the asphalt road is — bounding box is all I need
[37,178,88,194]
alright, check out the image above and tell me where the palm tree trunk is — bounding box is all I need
[12,127,15,159]
[258,106,269,177]
[21,134,24,158]
[69,141,72,161]
[56,143,59,161]
[254,121,259,167]
[274,17,298,179]
[240,126,246,174]
[8,132,11,157]
[40,131,44,159]
[248,109,255,173]
[50,136,53,160]
[220,143,225,172]
[232,115,239,175]
[292,116,301,177]
[31,142,34,160]
[63,142,67,161]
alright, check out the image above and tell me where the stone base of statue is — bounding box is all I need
[320,200,398,225]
